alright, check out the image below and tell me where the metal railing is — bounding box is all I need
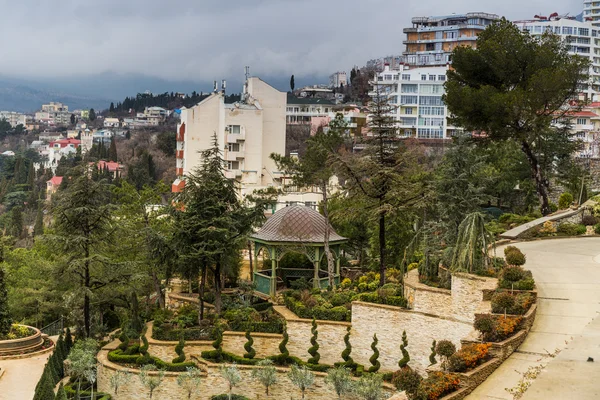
[41,316,64,336]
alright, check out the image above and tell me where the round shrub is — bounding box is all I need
[491,292,516,314]
[582,214,598,226]
[595,224,600,235]
[501,266,527,283]
[557,223,584,236]
[435,340,456,359]
[474,314,496,341]
[392,367,422,397]
[504,249,526,266]
[558,192,574,210]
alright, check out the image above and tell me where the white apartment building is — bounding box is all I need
[372,64,459,139]
[514,17,600,98]
[173,77,324,211]
[584,1,600,27]
[329,71,347,88]
[0,111,26,127]
[35,102,71,125]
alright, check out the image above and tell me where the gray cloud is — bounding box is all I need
[0,0,584,82]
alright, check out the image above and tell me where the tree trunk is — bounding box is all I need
[199,262,207,322]
[214,260,222,314]
[248,241,253,277]
[379,208,386,287]
[152,271,165,309]
[521,140,550,215]
[321,184,335,288]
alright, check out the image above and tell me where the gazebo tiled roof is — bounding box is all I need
[250,205,346,243]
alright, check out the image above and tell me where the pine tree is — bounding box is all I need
[307,318,320,364]
[70,113,76,125]
[109,102,115,112]
[398,330,410,368]
[290,75,295,92]
[429,340,437,366]
[0,266,11,336]
[33,367,56,400]
[368,334,380,373]
[27,162,35,190]
[10,206,23,238]
[65,328,73,353]
[243,331,256,359]
[109,137,118,162]
[89,108,96,121]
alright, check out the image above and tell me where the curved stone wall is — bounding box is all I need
[0,325,44,357]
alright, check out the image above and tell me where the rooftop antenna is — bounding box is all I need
[243,66,250,103]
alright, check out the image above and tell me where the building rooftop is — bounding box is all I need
[48,176,63,186]
[287,94,335,106]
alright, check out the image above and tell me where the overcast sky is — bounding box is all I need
[0,0,585,83]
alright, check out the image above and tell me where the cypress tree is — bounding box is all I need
[429,340,437,366]
[109,137,118,162]
[341,326,353,364]
[0,266,11,336]
[27,162,35,190]
[398,330,410,368]
[307,318,320,364]
[368,334,380,373]
[243,331,256,359]
[65,328,73,353]
[54,383,67,400]
[33,367,55,400]
[34,206,44,236]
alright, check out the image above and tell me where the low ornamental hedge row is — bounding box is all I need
[283,295,350,322]
[200,349,331,372]
[211,395,250,400]
[354,292,408,308]
[64,385,112,400]
[227,320,284,334]
[108,348,196,372]
[152,325,215,341]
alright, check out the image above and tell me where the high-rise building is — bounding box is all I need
[402,12,499,67]
[584,1,600,27]
[372,64,461,140]
[329,71,347,88]
[513,16,600,99]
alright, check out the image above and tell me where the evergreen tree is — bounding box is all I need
[290,75,295,92]
[429,340,437,366]
[34,206,44,236]
[54,383,67,400]
[0,266,11,336]
[89,108,96,121]
[109,137,118,162]
[65,328,73,352]
[307,318,320,364]
[398,330,410,368]
[10,206,23,238]
[243,331,256,359]
[33,367,55,400]
[368,334,380,373]
[109,102,115,112]
[341,326,353,364]
[52,173,114,337]
[279,325,289,357]
[445,18,588,215]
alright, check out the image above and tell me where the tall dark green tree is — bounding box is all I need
[444,18,589,215]
[290,75,295,92]
[34,206,44,236]
[70,113,76,125]
[172,135,267,318]
[109,136,118,162]
[271,114,346,286]
[89,108,96,121]
[336,83,429,286]
[109,102,115,112]
[0,266,11,336]
[10,206,23,238]
[50,172,116,337]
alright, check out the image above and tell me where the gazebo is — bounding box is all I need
[250,205,347,297]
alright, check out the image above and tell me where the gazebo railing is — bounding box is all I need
[254,270,272,296]
[317,274,340,289]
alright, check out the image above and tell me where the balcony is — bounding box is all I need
[227,133,245,142]
[225,151,244,161]
[224,170,242,179]
[176,150,184,159]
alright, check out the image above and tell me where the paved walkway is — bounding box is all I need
[0,352,51,400]
[467,238,600,399]
[499,209,581,239]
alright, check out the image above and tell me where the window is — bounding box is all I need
[400,95,418,104]
[228,125,241,134]
[419,106,445,116]
[401,84,418,93]
[405,107,413,115]
[580,28,590,36]
[400,117,417,126]
[402,74,411,81]
[563,26,573,35]
[577,118,588,125]
[419,96,443,106]
[435,53,442,61]
[438,75,446,81]
[421,75,427,81]
[417,128,444,139]
[227,161,240,170]
[228,143,240,152]
[446,31,457,39]
[420,84,443,94]
[418,117,445,127]
[429,75,436,81]
[385,74,393,81]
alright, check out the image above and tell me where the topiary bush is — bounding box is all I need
[172,337,186,364]
[435,340,456,371]
[368,334,380,373]
[558,192,574,210]
[341,326,353,364]
[307,319,320,364]
[429,340,437,366]
[392,367,422,399]
[398,330,410,368]
[504,247,526,266]
[243,331,256,359]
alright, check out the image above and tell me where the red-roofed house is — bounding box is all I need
[46,176,63,199]
[49,138,81,149]
[554,108,600,157]
[92,160,123,178]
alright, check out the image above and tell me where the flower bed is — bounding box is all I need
[0,325,45,357]
[490,291,534,315]
[447,343,491,373]
[0,324,35,340]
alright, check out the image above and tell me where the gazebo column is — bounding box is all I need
[252,243,258,283]
[270,247,277,297]
[313,247,320,289]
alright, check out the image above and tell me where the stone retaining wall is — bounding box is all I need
[97,343,396,400]
[0,326,45,357]
[351,302,473,374]
[455,357,501,396]
[451,274,496,323]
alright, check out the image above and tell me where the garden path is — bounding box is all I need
[0,336,57,400]
[466,238,600,400]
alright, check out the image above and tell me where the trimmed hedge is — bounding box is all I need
[108,348,196,372]
[227,320,284,334]
[64,385,111,400]
[201,349,332,372]
[211,395,250,400]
